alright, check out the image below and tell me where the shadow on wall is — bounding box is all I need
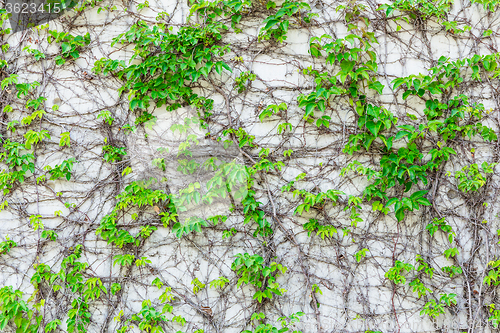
[7,0,77,33]
[126,105,248,226]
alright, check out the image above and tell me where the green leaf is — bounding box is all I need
[365,121,381,136]
[368,81,384,94]
[386,197,398,207]
[266,1,276,9]
[340,60,355,73]
[304,103,316,118]
[263,19,279,30]
[362,135,375,151]
[395,209,405,222]
[410,190,427,199]
[172,222,184,238]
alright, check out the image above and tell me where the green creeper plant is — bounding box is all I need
[489,304,500,328]
[303,218,337,240]
[231,253,287,302]
[420,293,457,318]
[47,30,91,65]
[93,19,231,115]
[242,312,304,333]
[385,260,414,284]
[44,157,77,181]
[0,236,16,255]
[453,161,496,192]
[0,286,42,332]
[259,0,314,43]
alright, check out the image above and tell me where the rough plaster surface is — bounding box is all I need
[0,0,500,332]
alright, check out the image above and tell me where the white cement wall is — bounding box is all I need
[0,0,499,332]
